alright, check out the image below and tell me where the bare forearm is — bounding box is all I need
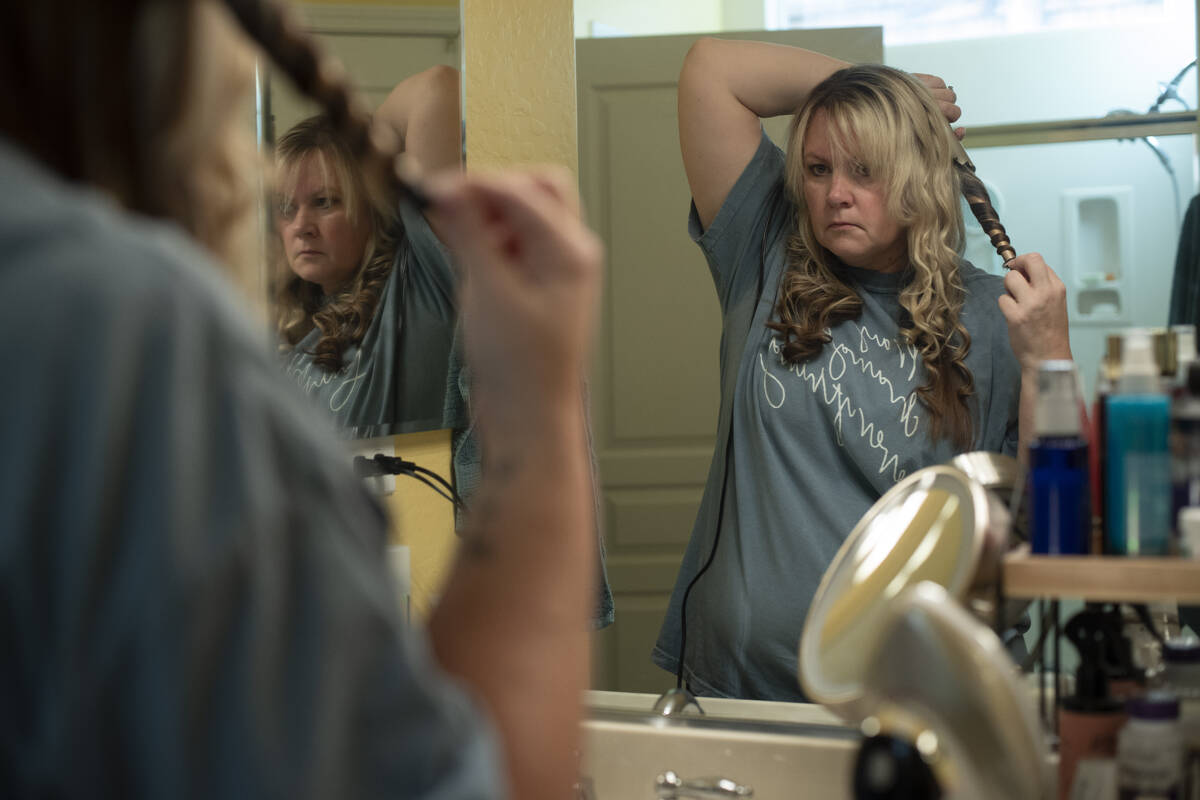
[428,397,593,800]
[679,38,848,226]
[375,64,462,174]
[683,37,848,120]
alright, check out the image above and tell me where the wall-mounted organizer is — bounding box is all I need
[1061,187,1133,326]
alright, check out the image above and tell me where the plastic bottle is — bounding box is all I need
[1060,609,1129,800]
[1181,509,1200,559]
[1171,364,1200,552]
[1118,691,1185,798]
[1095,346,1120,554]
[1107,329,1172,556]
[1173,325,1197,388]
[1162,639,1200,800]
[1029,360,1090,554]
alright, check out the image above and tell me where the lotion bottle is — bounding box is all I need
[1106,329,1172,556]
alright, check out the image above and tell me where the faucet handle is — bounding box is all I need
[655,770,754,799]
[652,687,705,716]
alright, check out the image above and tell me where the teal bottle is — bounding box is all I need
[1105,329,1171,555]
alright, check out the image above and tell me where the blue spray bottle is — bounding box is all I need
[1106,329,1171,556]
[1029,360,1090,555]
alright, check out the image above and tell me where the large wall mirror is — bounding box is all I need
[577,0,1199,694]
[257,2,463,440]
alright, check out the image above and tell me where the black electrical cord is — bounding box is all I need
[353,454,467,510]
[674,442,733,690]
[672,184,778,692]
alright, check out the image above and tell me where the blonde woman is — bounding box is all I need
[653,40,1071,701]
[274,65,461,437]
[0,0,603,797]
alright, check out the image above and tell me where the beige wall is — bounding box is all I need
[464,0,578,172]
[304,0,457,6]
[382,429,457,619]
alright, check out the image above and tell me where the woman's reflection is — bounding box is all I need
[652,40,1071,702]
[273,65,461,438]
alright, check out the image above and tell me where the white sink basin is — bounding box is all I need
[582,692,859,799]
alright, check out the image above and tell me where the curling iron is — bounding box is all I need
[951,138,1017,268]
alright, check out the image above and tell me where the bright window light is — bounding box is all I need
[766,0,1181,45]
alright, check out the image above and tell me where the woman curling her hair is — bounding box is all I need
[653,41,1071,701]
[775,65,977,450]
[0,0,607,796]
[273,65,462,437]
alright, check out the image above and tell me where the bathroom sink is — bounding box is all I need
[581,692,859,799]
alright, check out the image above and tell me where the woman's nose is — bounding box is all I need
[826,174,852,206]
[289,208,317,236]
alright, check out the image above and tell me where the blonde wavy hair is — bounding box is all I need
[0,0,260,298]
[770,64,974,450]
[272,115,400,372]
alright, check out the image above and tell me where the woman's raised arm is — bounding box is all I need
[678,38,848,229]
[374,64,462,176]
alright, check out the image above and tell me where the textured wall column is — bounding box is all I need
[462,0,577,173]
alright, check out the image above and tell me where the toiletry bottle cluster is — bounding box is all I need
[1030,324,1200,559]
[1056,605,1200,800]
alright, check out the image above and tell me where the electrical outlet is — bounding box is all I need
[350,435,396,496]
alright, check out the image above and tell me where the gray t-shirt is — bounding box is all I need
[281,201,459,438]
[0,138,503,798]
[653,130,1020,701]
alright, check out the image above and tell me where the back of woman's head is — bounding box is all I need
[0,0,259,283]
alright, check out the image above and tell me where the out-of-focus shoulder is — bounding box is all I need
[0,139,257,344]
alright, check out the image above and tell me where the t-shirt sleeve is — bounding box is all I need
[0,219,503,799]
[399,200,457,313]
[687,128,790,313]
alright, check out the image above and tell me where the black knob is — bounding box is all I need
[853,734,942,800]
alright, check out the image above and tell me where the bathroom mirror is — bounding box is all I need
[578,1,1200,696]
[259,2,463,439]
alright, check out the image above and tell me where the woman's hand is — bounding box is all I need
[998,252,1073,372]
[426,168,602,430]
[912,73,963,138]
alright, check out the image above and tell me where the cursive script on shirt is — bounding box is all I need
[283,348,369,414]
[759,323,923,482]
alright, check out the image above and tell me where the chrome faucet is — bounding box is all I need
[655,770,753,799]
[652,686,704,716]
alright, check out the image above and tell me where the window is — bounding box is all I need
[767,0,1176,45]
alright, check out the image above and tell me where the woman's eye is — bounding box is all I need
[314,195,331,209]
[807,163,829,177]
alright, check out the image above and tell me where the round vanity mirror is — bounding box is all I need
[798,464,1011,719]
[857,582,1047,800]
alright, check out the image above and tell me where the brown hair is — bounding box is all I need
[272,115,401,371]
[769,65,975,450]
[0,0,259,289]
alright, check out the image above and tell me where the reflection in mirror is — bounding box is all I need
[577,2,1199,697]
[262,6,463,439]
